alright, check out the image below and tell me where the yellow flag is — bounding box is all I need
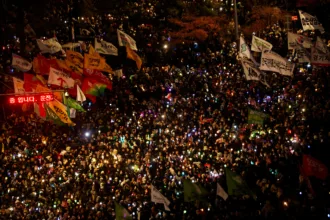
[89,46,100,57]
[56,59,72,72]
[66,50,84,68]
[103,63,113,74]
[48,99,74,125]
[65,59,83,74]
[36,84,63,102]
[126,45,142,70]
[84,53,106,71]
[13,77,25,93]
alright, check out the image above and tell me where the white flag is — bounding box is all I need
[260,50,295,77]
[287,32,313,50]
[12,54,32,72]
[216,183,228,201]
[298,10,324,33]
[76,85,86,102]
[295,43,311,63]
[69,108,76,118]
[48,67,75,88]
[117,29,137,51]
[13,77,25,94]
[241,60,270,87]
[251,36,273,52]
[36,38,62,54]
[311,47,330,66]
[95,39,118,56]
[239,36,252,60]
[113,69,123,78]
[151,185,171,211]
[315,37,328,54]
[61,42,81,50]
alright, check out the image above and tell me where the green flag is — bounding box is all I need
[183,179,208,202]
[64,97,86,112]
[115,202,132,220]
[225,168,256,199]
[248,108,268,125]
[45,104,65,126]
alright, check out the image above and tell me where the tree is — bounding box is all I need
[241,6,289,36]
[168,15,229,44]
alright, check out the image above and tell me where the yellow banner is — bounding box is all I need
[56,59,72,72]
[65,59,83,74]
[66,50,84,68]
[88,46,112,73]
[48,99,74,125]
[84,53,106,71]
[126,45,142,70]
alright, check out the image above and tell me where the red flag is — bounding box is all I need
[303,154,328,180]
[83,68,112,90]
[32,55,58,75]
[24,73,44,92]
[67,71,83,97]
[299,165,315,196]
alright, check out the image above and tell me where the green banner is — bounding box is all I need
[248,109,268,125]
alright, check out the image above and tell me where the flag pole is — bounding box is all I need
[234,0,239,41]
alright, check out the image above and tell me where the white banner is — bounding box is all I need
[12,54,32,72]
[260,50,295,77]
[239,36,252,60]
[299,10,325,33]
[36,38,62,54]
[95,39,118,56]
[151,185,170,211]
[315,36,328,54]
[287,32,312,50]
[117,29,137,51]
[241,60,270,87]
[48,67,75,88]
[251,36,273,52]
[13,77,25,94]
[311,47,330,66]
[217,183,228,201]
[295,43,311,63]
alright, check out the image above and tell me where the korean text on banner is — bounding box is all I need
[260,50,295,77]
[251,36,273,52]
[48,99,74,125]
[36,38,62,54]
[298,10,325,33]
[12,54,32,72]
[48,67,75,88]
[295,43,311,63]
[287,32,312,50]
[117,29,137,51]
[241,60,270,87]
[311,47,330,66]
[84,54,106,71]
[95,39,118,56]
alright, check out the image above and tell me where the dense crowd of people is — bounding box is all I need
[0,0,330,220]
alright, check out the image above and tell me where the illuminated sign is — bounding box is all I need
[292,16,298,21]
[8,93,54,104]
